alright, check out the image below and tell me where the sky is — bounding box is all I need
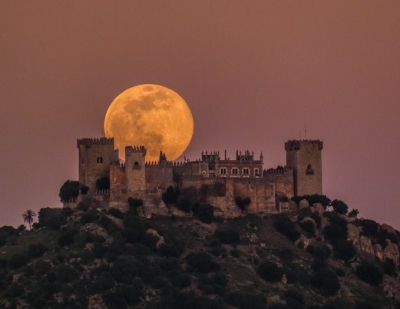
[1,1,399,229]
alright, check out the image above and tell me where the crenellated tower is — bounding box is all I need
[77,138,115,193]
[125,146,147,193]
[285,139,323,196]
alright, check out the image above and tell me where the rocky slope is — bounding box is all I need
[0,200,399,309]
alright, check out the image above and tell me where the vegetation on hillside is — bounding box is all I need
[0,193,399,308]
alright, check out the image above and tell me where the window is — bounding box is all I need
[306,164,314,175]
[209,172,215,178]
[134,161,139,166]
[81,158,85,164]
[231,168,239,175]
[220,167,227,175]
[97,157,103,163]
[243,168,250,175]
[254,168,260,176]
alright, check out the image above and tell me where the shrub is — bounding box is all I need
[58,228,78,246]
[383,258,397,276]
[108,208,124,219]
[307,244,331,260]
[278,248,294,261]
[158,242,185,258]
[300,220,316,236]
[196,204,214,223]
[274,214,300,241]
[6,283,24,297]
[76,202,89,212]
[235,197,251,212]
[348,209,359,218]
[185,251,220,273]
[356,263,383,286]
[212,272,228,287]
[230,249,242,258]
[310,268,340,296]
[80,210,99,224]
[292,194,331,209]
[111,256,141,283]
[59,180,80,202]
[214,228,240,244]
[284,289,305,307]
[31,260,51,277]
[225,291,267,309]
[257,260,283,282]
[323,223,347,244]
[159,257,181,272]
[8,253,29,269]
[36,207,63,229]
[360,219,380,237]
[177,198,192,213]
[170,271,191,288]
[55,265,79,284]
[128,197,144,208]
[28,243,47,258]
[162,186,180,205]
[310,212,322,228]
[333,240,355,261]
[331,199,348,215]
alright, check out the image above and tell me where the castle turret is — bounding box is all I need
[77,138,115,193]
[285,140,323,196]
[125,146,147,193]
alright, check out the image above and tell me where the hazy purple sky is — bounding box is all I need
[1,1,399,229]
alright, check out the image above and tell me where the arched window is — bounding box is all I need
[134,161,139,166]
[306,164,314,175]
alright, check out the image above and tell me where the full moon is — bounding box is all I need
[104,84,194,162]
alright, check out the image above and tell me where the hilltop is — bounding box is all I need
[0,196,400,309]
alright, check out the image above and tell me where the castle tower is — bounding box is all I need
[77,138,115,193]
[285,140,323,196]
[125,146,147,193]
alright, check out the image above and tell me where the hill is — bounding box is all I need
[0,198,400,309]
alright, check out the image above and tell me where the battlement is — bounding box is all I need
[264,165,293,175]
[125,145,147,155]
[202,151,220,161]
[285,139,323,151]
[236,150,255,161]
[77,137,114,147]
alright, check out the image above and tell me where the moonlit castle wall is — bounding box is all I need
[68,137,323,216]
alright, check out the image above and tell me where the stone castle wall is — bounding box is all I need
[285,140,323,196]
[77,138,115,193]
[264,166,294,199]
[145,164,174,192]
[125,146,147,193]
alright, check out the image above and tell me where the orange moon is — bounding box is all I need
[104,84,194,162]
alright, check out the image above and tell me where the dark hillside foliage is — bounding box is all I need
[0,199,399,309]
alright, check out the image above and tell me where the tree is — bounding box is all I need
[235,197,251,212]
[310,268,340,296]
[348,209,359,218]
[356,263,383,286]
[257,260,284,282]
[196,203,214,223]
[331,199,348,215]
[59,180,80,202]
[333,240,355,261]
[22,209,36,230]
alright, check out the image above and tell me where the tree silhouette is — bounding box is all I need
[22,209,36,230]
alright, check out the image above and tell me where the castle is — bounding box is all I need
[67,138,323,216]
